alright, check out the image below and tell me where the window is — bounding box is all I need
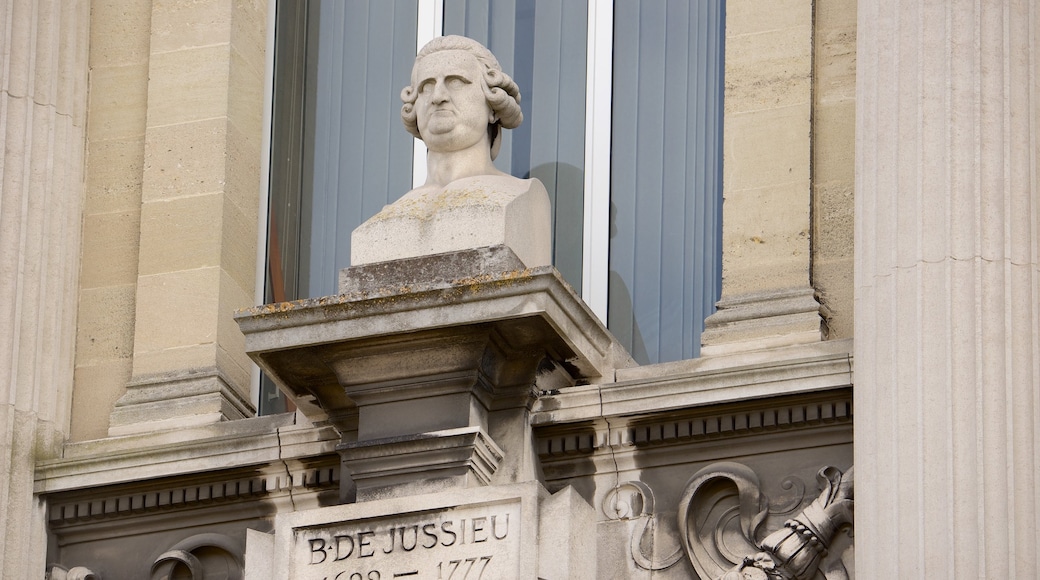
[263,0,723,413]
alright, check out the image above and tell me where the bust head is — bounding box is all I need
[401,36,523,160]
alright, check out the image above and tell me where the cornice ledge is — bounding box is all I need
[532,339,852,425]
[34,414,340,494]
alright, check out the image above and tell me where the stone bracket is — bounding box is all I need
[338,427,504,501]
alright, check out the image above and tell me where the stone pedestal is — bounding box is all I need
[236,246,633,500]
[245,482,596,579]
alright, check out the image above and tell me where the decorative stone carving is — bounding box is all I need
[678,463,854,580]
[48,566,100,580]
[150,533,243,580]
[351,35,551,268]
[609,462,854,579]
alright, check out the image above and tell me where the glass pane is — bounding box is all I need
[443,0,587,293]
[263,0,419,414]
[302,0,420,298]
[609,0,724,365]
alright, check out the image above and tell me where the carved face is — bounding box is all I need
[413,50,495,153]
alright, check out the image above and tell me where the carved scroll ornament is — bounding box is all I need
[611,462,854,580]
[48,566,99,580]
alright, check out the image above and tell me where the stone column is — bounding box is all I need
[0,0,89,573]
[855,1,1038,577]
[701,0,823,354]
[108,0,267,435]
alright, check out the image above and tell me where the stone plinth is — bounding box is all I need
[235,246,633,499]
[247,482,595,580]
[700,287,822,355]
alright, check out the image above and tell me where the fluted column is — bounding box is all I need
[855,1,1038,577]
[0,0,89,574]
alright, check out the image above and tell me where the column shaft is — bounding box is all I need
[0,0,89,573]
[855,0,1039,576]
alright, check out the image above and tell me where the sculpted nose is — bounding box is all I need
[430,81,450,103]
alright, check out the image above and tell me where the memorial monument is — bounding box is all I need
[234,36,854,579]
[351,35,551,269]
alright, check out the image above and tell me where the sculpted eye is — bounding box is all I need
[447,76,470,89]
[418,80,433,93]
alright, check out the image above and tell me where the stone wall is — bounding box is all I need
[811,0,857,340]
[722,0,813,296]
[72,0,267,439]
[72,0,152,441]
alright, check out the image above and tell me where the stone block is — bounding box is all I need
[351,176,552,269]
[150,0,232,54]
[216,269,255,389]
[227,44,265,138]
[70,360,133,441]
[108,370,252,436]
[131,343,218,380]
[79,210,141,288]
[132,267,220,356]
[230,0,268,75]
[701,287,822,355]
[726,0,810,37]
[146,45,231,127]
[722,180,812,295]
[142,118,228,202]
[724,105,811,192]
[74,284,137,365]
[537,485,596,579]
[89,0,152,67]
[244,529,275,580]
[86,63,149,142]
[84,136,145,214]
[725,25,813,114]
[224,119,262,220]
[261,482,595,579]
[812,100,856,183]
[219,195,258,294]
[338,427,504,501]
[724,181,812,243]
[338,245,527,295]
[138,193,223,276]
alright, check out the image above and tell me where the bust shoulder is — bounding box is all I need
[351,174,551,268]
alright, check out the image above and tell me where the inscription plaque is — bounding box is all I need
[293,501,522,580]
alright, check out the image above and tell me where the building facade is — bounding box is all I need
[0,0,1035,577]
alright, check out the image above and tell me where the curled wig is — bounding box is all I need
[401,36,522,159]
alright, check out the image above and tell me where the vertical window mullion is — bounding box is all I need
[412,0,445,188]
[583,0,613,322]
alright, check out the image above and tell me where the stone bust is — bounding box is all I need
[350,36,551,268]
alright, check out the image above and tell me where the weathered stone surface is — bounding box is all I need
[351,36,551,269]
[339,427,504,502]
[238,247,633,497]
[258,481,594,579]
[722,0,813,297]
[855,1,1040,576]
[339,245,527,295]
[352,175,552,268]
[237,252,634,430]
[701,287,822,355]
